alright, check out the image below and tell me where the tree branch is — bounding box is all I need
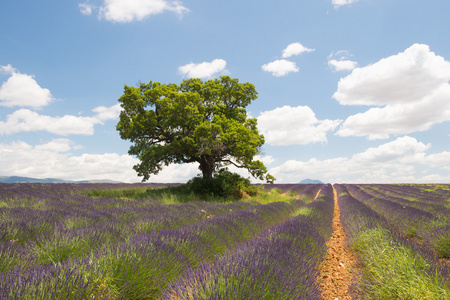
[220,159,245,169]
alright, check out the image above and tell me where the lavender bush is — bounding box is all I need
[160,184,334,300]
[0,183,311,299]
[336,184,450,298]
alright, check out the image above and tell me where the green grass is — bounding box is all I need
[86,185,299,205]
[86,186,153,199]
[352,227,450,299]
[30,230,92,266]
[87,185,237,204]
[445,198,450,209]
[432,230,450,259]
[292,207,313,217]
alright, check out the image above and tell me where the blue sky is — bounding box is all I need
[1,0,449,183]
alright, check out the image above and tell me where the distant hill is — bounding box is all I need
[299,179,324,184]
[0,176,123,184]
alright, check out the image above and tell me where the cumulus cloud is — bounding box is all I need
[423,151,450,169]
[0,139,231,183]
[0,140,141,182]
[1,64,17,74]
[0,104,122,136]
[351,136,430,163]
[0,65,54,108]
[98,0,189,22]
[79,2,93,15]
[254,155,276,166]
[334,44,450,106]
[334,44,450,139]
[332,0,359,8]
[262,42,314,77]
[34,139,80,153]
[328,50,357,71]
[328,59,358,71]
[269,136,450,183]
[257,105,341,145]
[282,42,315,58]
[178,59,227,79]
[92,103,122,121]
[261,60,299,77]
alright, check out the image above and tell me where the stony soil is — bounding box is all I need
[318,186,359,300]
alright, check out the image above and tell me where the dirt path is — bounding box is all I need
[314,187,322,201]
[318,186,359,299]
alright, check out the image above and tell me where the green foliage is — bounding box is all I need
[87,183,297,206]
[116,76,274,183]
[271,188,283,194]
[292,207,313,217]
[433,229,450,258]
[352,227,450,299]
[186,169,259,199]
[29,229,93,265]
[87,187,149,199]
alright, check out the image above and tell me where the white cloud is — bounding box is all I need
[351,136,430,163]
[2,136,447,184]
[0,140,141,182]
[0,136,279,183]
[257,105,341,145]
[332,0,359,8]
[151,163,200,182]
[255,155,276,166]
[92,103,122,121]
[0,104,122,136]
[328,50,357,71]
[34,139,78,153]
[178,59,227,79]
[422,151,450,168]
[269,136,450,183]
[79,2,93,15]
[262,42,314,77]
[0,139,215,183]
[261,59,299,77]
[282,42,315,58]
[0,109,96,135]
[334,44,450,106]
[0,66,54,108]
[1,64,17,74]
[98,0,189,23]
[328,59,358,71]
[334,44,450,139]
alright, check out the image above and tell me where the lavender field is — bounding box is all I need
[0,183,449,299]
[336,184,450,298]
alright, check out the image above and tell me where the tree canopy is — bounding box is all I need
[116,76,274,183]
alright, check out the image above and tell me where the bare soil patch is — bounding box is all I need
[318,186,359,299]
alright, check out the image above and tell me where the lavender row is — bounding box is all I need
[334,184,389,242]
[344,184,434,237]
[160,184,334,299]
[336,184,450,293]
[259,183,317,195]
[299,184,334,240]
[0,184,256,257]
[375,184,450,205]
[356,184,450,217]
[0,262,103,300]
[297,184,323,202]
[1,188,305,299]
[344,184,450,258]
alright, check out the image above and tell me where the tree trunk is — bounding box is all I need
[199,155,215,180]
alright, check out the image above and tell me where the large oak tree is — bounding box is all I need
[116,76,274,183]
